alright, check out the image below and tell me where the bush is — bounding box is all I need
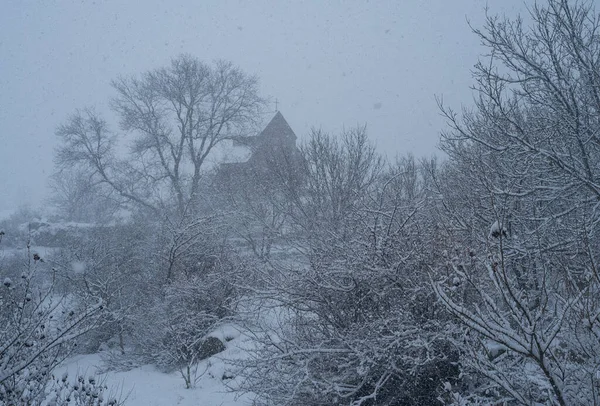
[0,238,107,404]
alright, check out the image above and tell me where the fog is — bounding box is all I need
[3,2,600,404]
[1,0,522,211]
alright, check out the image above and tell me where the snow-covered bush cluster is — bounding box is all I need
[430,1,600,403]
[130,248,239,388]
[2,1,600,405]
[231,138,459,405]
[0,238,109,405]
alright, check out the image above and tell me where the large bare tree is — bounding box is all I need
[56,55,265,218]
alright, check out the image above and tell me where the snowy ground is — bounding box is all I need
[55,325,256,406]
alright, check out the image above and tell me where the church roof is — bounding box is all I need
[216,111,302,183]
[258,111,297,141]
[233,111,297,148]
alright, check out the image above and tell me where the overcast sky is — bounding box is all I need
[0,0,525,212]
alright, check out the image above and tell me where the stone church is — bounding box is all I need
[216,111,302,186]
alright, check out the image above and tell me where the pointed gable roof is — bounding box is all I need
[233,111,297,149]
[216,111,302,183]
[259,111,297,142]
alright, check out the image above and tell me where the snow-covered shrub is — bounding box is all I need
[434,1,600,403]
[45,372,124,406]
[237,154,460,405]
[51,221,154,355]
[131,244,239,388]
[0,239,105,405]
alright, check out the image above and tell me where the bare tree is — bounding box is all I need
[435,1,600,404]
[56,55,265,218]
[48,170,121,223]
[286,126,384,261]
[55,55,265,283]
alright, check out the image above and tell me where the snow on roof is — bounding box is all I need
[209,139,253,166]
